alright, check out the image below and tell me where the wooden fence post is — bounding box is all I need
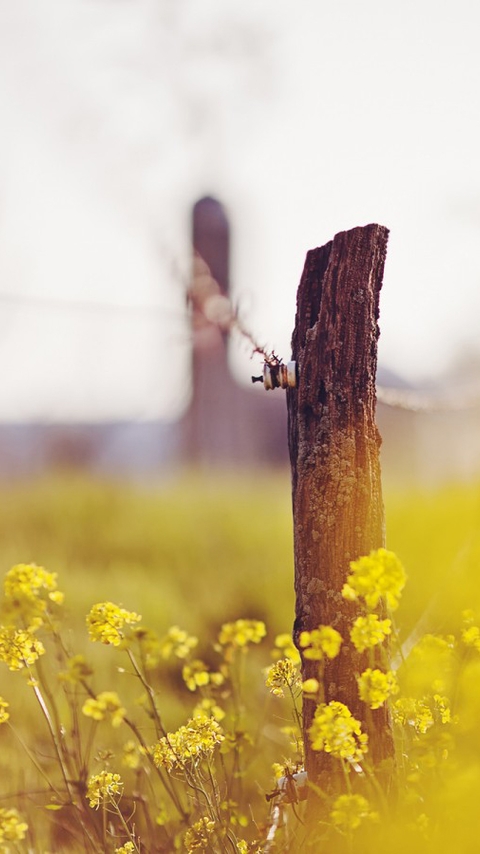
[287,224,394,799]
[183,196,231,467]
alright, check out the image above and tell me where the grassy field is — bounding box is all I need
[1,471,479,641]
[1,471,480,852]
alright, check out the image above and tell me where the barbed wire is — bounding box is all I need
[0,290,184,319]
[2,257,480,416]
[186,252,480,412]
[376,384,480,413]
[188,251,281,366]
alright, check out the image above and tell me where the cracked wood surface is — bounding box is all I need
[287,224,394,791]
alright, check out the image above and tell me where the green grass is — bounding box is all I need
[0,472,295,641]
[1,471,480,852]
[2,471,479,642]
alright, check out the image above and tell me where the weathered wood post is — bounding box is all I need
[287,224,394,799]
[183,196,232,467]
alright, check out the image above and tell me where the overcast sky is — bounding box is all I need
[0,0,479,421]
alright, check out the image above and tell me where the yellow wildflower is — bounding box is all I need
[0,627,45,670]
[2,563,64,629]
[155,806,169,826]
[0,807,28,843]
[58,654,93,684]
[193,697,225,722]
[130,626,162,669]
[392,697,439,734]
[299,625,342,661]
[302,678,320,696]
[397,693,451,730]
[86,771,123,809]
[309,701,368,764]
[342,548,406,611]
[218,619,266,649]
[182,660,215,691]
[115,843,135,854]
[350,614,392,653]
[357,668,399,709]
[86,602,141,646]
[122,740,141,769]
[273,633,301,664]
[0,697,9,724]
[331,793,378,830]
[184,817,215,851]
[82,691,126,727]
[462,625,480,652]
[4,563,62,603]
[153,714,224,771]
[265,658,301,697]
[220,729,253,756]
[159,625,198,660]
[412,633,455,659]
[433,693,452,724]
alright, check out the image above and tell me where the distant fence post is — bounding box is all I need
[286,224,394,800]
[183,196,231,467]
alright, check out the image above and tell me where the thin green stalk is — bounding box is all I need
[123,715,188,822]
[7,721,62,798]
[125,648,166,737]
[30,680,101,851]
[31,680,73,800]
[109,799,140,853]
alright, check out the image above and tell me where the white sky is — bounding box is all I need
[0,0,479,421]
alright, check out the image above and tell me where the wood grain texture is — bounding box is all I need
[287,224,394,792]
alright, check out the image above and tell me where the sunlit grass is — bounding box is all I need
[0,473,295,635]
[1,471,480,851]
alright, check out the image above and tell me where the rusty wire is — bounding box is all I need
[187,250,480,413]
[376,383,480,413]
[188,251,283,368]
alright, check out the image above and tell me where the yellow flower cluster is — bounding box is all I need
[2,563,64,630]
[462,610,480,652]
[58,654,93,684]
[218,619,266,650]
[392,694,451,733]
[309,701,368,764]
[461,623,480,651]
[160,625,198,660]
[0,627,45,671]
[357,668,399,709]
[265,658,300,697]
[0,697,9,724]
[220,728,253,756]
[302,678,320,696]
[153,714,225,771]
[182,660,224,692]
[122,740,141,769]
[182,661,208,690]
[298,625,342,661]
[131,627,162,669]
[342,548,406,611]
[0,807,28,844]
[86,771,123,809]
[350,614,392,653]
[193,697,225,722]
[86,602,141,646]
[184,817,216,851]
[115,843,135,854]
[330,793,378,830]
[82,691,126,727]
